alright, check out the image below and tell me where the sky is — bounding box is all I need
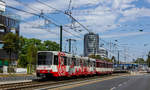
[3,0,150,62]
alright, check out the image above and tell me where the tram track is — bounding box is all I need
[0,73,129,90]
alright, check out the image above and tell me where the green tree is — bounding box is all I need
[27,44,37,74]
[44,40,59,51]
[134,58,146,64]
[104,58,113,62]
[27,44,37,65]
[2,33,20,64]
[17,37,60,68]
[111,56,117,64]
[18,54,27,68]
[88,54,102,59]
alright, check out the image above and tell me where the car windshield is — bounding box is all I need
[37,52,53,65]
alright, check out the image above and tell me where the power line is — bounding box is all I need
[13,0,40,12]
[5,4,82,39]
[13,0,62,25]
[34,0,91,32]
[35,0,64,13]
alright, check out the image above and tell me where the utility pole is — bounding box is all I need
[60,25,63,52]
[66,38,76,53]
[118,50,120,64]
[109,41,112,58]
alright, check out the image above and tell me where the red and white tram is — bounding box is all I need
[36,51,96,78]
[36,51,113,78]
[96,60,113,75]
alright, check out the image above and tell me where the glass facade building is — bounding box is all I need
[84,32,99,56]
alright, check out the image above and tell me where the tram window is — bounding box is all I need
[104,63,106,68]
[67,58,70,65]
[91,61,93,67]
[93,61,96,67]
[85,61,88,67]
[102,63,104,68]
[80,60,83,66]
[76,59,78,66]
[101,63,103,67]
[72,58,76,66]
[76,59,79,66]
[96,62,98,67]
[84,61,86,66]
[38,52,52,65]
[83,60,85,66]
[105,64,107,68]
[78,60,80,66]
[111,64,113,68]
[99,63,101,67]
[54,55,58,65]
[64,56,67,65]
[90,61,92,67]
[87,61,89,66]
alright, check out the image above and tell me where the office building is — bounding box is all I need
[84,32,99,56]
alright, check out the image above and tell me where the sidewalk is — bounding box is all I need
[0,73,37,82]
[0,73,36,77]
[0,80,32,85]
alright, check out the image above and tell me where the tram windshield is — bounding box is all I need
[37,52,53,65]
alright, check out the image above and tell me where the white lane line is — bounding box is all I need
[110,87,116,90]
[118,84,122,87]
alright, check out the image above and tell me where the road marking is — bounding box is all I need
[118,84,122,87]
[110,87,116,90]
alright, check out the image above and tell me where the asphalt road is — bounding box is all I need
[66,74,150,90]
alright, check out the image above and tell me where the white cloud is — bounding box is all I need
[73,0,100,8]
[147,0,150,3]
[70,0,140,33]
[5,0,21,6]
[119,7,150,22]
[20,19,60,40]
[101,32,149,38]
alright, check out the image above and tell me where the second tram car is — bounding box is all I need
[96,60,113,75]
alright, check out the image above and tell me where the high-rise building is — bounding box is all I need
[84,32,99,56]
[97,47,108,58]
